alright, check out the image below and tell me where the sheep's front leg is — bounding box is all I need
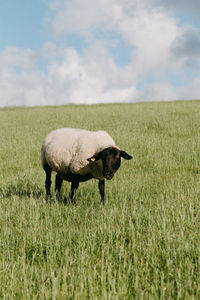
[44,164,52,198]
[69,177,79,204]
[55,173,63,199]
[98,180,105,204]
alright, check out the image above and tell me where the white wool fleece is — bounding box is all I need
[41,128,116,179]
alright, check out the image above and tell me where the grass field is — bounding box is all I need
[0,101,200,299]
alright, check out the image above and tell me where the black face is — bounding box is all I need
[87,147,133,180]
[100,147,121,180]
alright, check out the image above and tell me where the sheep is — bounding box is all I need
[41,128,132,204]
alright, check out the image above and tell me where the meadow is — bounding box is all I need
[0,101,200,299]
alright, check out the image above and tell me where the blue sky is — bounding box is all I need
[0,1,46,50]
[0,0,200,106]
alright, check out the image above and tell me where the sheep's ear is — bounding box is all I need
[120,150,133,160]
[87,153,101,162]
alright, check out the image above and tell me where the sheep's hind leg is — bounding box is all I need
[98,180,105,204]
[44,164,52,199]
[68,177,79,204]
[55,173,63,200]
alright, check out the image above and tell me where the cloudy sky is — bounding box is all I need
[0,0,200,107]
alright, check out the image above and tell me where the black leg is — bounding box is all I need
[44,164,52,198]
[98,180,105,204]
[55,173,63,199]
[69,177,79,204]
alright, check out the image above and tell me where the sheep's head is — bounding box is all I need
[87,147,132,180]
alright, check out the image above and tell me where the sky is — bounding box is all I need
[0,0,200,107]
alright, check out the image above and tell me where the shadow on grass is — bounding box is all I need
[0,178,101,207]
[0,179,44,199]
[44,194,74,206]
[0,179,77,206]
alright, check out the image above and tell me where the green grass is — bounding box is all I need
[0,101,200,299]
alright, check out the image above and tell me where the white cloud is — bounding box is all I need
[151,0,200,19]
[48,0,109,38]
[0,0,200,107]
[119,8,178,80]
[179,77,200,100]
[45,0,183,103]
[0,43,137,107]
[138,82,178,102]
[171,27,200,68]
[0,47,36,71]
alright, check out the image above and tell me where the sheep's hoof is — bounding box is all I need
[100,198,105,205]
[71,199,76,205]
[45,194,55,204]
[45,194,51,201]
[65,197,76,206]
[62,197,75,206]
